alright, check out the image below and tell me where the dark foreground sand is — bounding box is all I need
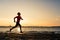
[0,31,60,40]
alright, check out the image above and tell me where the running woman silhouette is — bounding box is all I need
[10,12,23,33]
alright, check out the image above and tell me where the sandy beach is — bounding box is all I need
[0,31,60,40]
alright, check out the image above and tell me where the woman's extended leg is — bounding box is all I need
[10,24,18,32]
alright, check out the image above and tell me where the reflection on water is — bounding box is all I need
[0,27,60,32]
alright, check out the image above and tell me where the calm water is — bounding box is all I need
[0,27,60,32]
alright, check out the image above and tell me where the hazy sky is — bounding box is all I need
[0,0,60,26]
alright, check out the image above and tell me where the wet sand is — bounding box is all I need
[0,31,60,40]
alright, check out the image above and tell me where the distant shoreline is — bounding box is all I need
[0,26,60,28]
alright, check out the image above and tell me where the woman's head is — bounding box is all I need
[17,12,21,16]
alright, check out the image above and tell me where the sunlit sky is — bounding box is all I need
[0,0,60,26]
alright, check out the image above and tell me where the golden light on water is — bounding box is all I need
[17,28,20,32]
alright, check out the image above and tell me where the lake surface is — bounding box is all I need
[0,26,60,33]
[0,26,60,40]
